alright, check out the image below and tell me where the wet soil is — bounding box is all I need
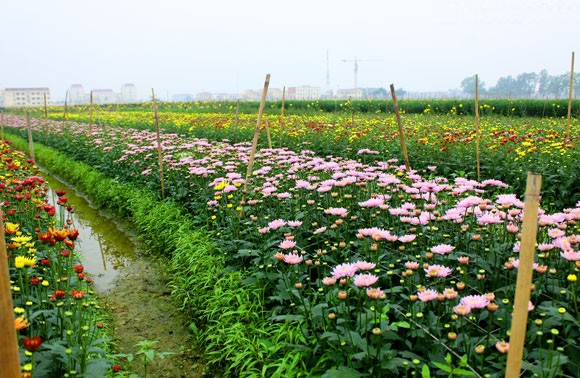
[42,172,206,377]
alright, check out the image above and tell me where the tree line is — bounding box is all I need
[461,70,579,99]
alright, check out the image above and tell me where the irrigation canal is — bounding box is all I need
[41,170,206,377]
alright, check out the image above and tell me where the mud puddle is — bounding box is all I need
[42,172,206,377]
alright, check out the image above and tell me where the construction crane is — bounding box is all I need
[341,57,383,89]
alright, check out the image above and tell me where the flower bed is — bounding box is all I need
[1,140,112,377]
[3,116,580,376]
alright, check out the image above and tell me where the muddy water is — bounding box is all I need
[42,172,206,377]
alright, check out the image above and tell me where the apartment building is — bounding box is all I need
[3,88,51,107]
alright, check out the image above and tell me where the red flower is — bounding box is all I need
[54,289,66,298]
[112,365,121,372]
[70,290,86,299]
[29,277,40,285]
[68,229,80,241]
[40,258,50,266]
[22,336,42,352]
[73,265,84,273]
[55,190,67,197]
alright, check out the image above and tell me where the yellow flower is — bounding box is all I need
[11,235,32,244]
[14,256,36,269]
[14,316,30,330]
[214,180,229,191]
[4,222,19,234]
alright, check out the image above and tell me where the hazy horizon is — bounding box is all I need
[2,0,578,101]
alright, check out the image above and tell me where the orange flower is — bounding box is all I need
[14,316,30,330]
[49,227,68,241]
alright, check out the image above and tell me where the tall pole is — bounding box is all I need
[475,74,481,180]
[566,51,575,136]
[242,74,271,199]
[1,110,4,141]
[26,110,35,162]
[0,208,22,378]
[280,86,286,148]
[389,84,411,172]
[43,93,49,142]
[505,173,542,377]
[152,89,165,200]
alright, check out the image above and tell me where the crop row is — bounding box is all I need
[3,115,580,377]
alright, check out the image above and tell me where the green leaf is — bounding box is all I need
[322,366,365,378]
[421,364,431,378]
[432,361,452,373]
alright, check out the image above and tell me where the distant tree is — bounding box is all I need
[395,88,406,98]
[537,69,550,97]
[547,73,569,98]
[515,72,538,98]
[460,76,486,96]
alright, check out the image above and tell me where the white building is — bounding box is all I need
[120,83,138,103]
[336,88,363,100]
[91,89,116,104]
[68,84,85,105]
[294,86,322,100]
[3,88,51,107]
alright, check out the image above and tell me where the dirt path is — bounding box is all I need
[101,256,206,377]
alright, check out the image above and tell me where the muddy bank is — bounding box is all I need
[43,172,206,377]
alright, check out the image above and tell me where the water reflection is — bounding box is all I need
[42,172,137,293]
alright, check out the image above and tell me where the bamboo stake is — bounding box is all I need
[0,208,22,378]
[43,93,49,142]
[242,74,271,200]
[566,51,575,136]
[64,90,69,121]
[1,110,4,142]
[265,118,272,149]
[389,84,411,172]
[475,74,481,180]
[279,86,286,148]
[88,91,93,137]
[505,172,542,377]
[152,89,165,200]
[233,98,240,135]
[26,110,35,162]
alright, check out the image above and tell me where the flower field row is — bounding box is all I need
[3,115,580,376]
[30,104,580,208]
[1,139,112,377]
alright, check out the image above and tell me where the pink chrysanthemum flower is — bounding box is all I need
[268,219,287,229]
[548,228,565,239]
[366,287,385,299]
[324,207,348,217]
[282,253,303,265]
[495,341,509,354]
[405,261,420,270]
[278,239,297,250]
[561,250,580,261]
[398,234,417,243]
[417,289,439,302]
[331,263,359,279]
[353,273,379,287]
[424,264,452,278]
[314,226,327,234]
[358,198,384,207]
[443,288,458,300]
[431,244,455,255]
[460,295,490,309]
[354,261,376,271]
[453,304,472,316]
[537,243,555,251]
[258,227,270,234]
[322,277,337,286]
[287,220,303,227]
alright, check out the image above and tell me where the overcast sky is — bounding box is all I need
[2,0,579,101]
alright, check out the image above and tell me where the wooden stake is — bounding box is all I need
[0,208,22,378]
[279,86,286,148]
[242,74,271,200]
[152,89,165,200]
[265,118,272,149]
[64,90,69,121]
[43,93,49,142]
[26,110,35,162]
[389,84,411,172]
[505,172,542,378]
[566,51,575,136]
[1,110,4,142]
[475,74,481,180]
[233,98,240,135]
[88,90,94,137]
